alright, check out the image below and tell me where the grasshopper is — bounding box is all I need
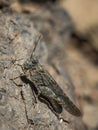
[20,36,81,123]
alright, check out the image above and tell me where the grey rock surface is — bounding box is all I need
[0,7,85,130]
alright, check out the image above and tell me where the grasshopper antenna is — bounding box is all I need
[32,34,42,55]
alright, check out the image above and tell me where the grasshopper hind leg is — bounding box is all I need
[38,93,69,123]
[56,114,69,124]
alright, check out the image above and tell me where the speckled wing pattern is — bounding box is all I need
[29,63,81,117]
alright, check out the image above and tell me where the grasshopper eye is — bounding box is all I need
[31,57,38,64]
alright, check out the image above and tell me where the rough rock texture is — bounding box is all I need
[0,5,85,130]
[0,11,38,130]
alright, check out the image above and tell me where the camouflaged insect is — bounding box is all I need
[21,36,81,122]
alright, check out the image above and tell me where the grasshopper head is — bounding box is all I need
[24,55,38,70]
